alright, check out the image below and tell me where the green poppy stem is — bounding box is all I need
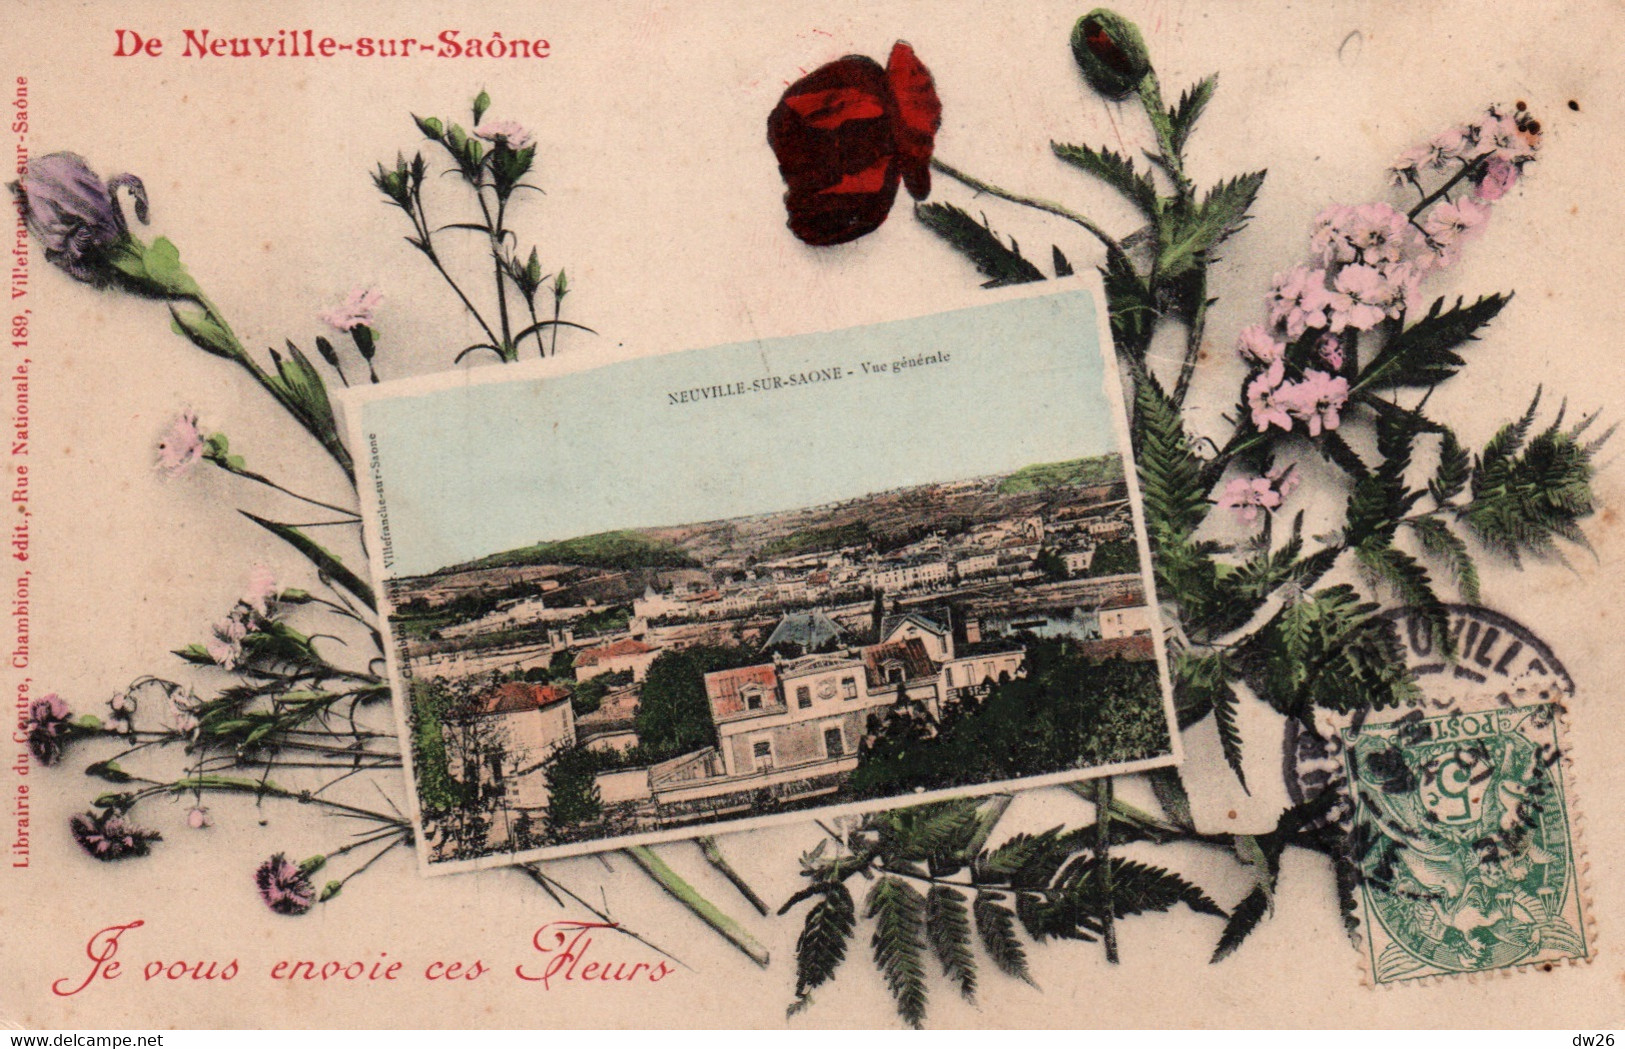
[623,845,770,968]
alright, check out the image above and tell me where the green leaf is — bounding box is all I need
[866,876,929,1029]
[1101,250,1158,359]
[1461,393,1600,565]
[1354,540,1452,657]
[1407,516,1480,604]
[137,237,202,298]
[1429,428,1471,505]
[972,892,1035,987]
[1051,141,1158,218]
[168,306,237,359]
[1071,856,1226,919]
[1051,245,1074,278]
[1211,883,1271,962]
[787,882,855,1016]
[84,760,132,783]
[925,886,977,1002]
[1211,683,1247,792]
[1168,75,1218,156]
[914,202,1046,288]
[1133,371,1207,543]
[873,799,984,865]
[240,512,377,612]
[472,89,491,125]
[173,643,217,665]
[1354,293,1511,392]
[1155,170,1266,280]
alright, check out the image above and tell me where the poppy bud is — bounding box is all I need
[1070,9,1152,100]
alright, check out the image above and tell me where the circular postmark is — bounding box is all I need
[1283,605,1588,984]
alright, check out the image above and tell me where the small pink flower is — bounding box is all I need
[243,566,278,618]
[319,287,382,332]
[1472,154,1519,201]
[256,853,316,916]
[156,412,206,477]
[1247,361,1294,433]
[206,613,249,670]
[1280,370,1349,437]
[25,694,73,766]
[1216,463,1300,525]
[474,120,533,151]
[1236,324,1285,367]
[1328,264,1400,332]
[1316,334,1344,370]
[186,806,213,830]
[70,809,161,862]
[1268,266,1335,339]
[1429,125,1477,164]
[1422,197,1491,266]
[1310,202,1414,267]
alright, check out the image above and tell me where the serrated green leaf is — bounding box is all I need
[972,892,1035,987]
[1429,429,1471,506]
[1051,245,1074,278]
[787,882,855,1014]
[1102,250,1158,359]
[1211,683,1247,792]
[925,886,977,1002]
[1168,75,1217,155]
[1405,516,1481,604]
[914,202,1046,288]
[1068,856,1226,920]
[867,876,929,1029]
[1051,141,1158,218]
[1355,540,1452,657]
[1155,171,1266,279]
[1461,393,1599,565]
[1353,293,1511,393]
[1211,883,1271,962]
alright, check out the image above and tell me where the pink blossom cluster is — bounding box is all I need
[205,566,281,670]
[1237,104,1541,438]
[1217,463,1300,524]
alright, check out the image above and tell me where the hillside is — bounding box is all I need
[997,455,1123,494]
[460,530,699,571]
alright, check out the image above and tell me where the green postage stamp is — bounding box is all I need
[1341,606,1591,985]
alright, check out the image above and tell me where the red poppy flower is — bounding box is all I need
[767,41,941,246]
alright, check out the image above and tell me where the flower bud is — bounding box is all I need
[1070,9,1152,100]
[8,152,149,285]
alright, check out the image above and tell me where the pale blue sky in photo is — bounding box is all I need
[362,290,1119,576]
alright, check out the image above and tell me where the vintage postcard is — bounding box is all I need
[346,281,1180,870]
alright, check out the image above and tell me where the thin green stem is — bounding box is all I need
[408,188,503,352]
[519,863,692,972]
[697,837,770,917]
[1094,778,1119,963]
[930,157,1126,262]
[623,846,770,968]
[212,461,360,520]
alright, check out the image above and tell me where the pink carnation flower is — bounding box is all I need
[474,120,533,150]
[243,566,278,618]
[1236,324,1285,368]
[1280,370,1349,437]
[156,412,206,477]
[25,694,73,766]
[70,809,161,862]
[205,613,249,670]
[1217,463,1301,525]
[256,853,317,916]
[1247,361,1294,433]
[1268,266,1335,339]
[319,287,382,332]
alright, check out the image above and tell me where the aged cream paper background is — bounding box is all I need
[2,0,1623,1029]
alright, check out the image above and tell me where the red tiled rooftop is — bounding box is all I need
[576,637,656,666]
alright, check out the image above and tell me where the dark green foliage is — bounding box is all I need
[1211,884,1270,963]
[1052,245,1075,277]
[1102,250,1158,359]
[1051,141,1158,218]
[542,746,603,836]
[1167,75,1217,155]
[1354,293,1511,392]
[867,877,930,1028]
[847,640,1168,799]
[784,882,855,1017]
[1133,371,1206,544]
[1429,428,1472,506]
[973,892,1033,985]
[914,202,1047,288]
[925,886,977,1001]
[1459,392,1603,564]
[1088,538,1140,576]
[633,645,752,759]
[787,796,1221,1026]
[570,675,608,716]
[1154,170,1266,280]
[1406,514,1480,603]
[1238,585,1420,722]
[761,520,871,558]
